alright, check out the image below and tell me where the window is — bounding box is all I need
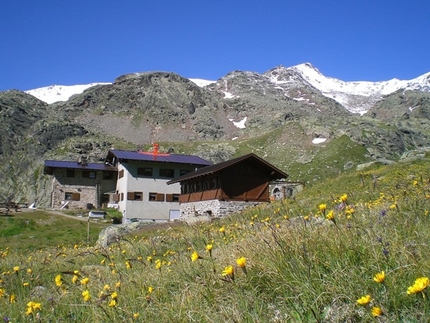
[137,167,153,177]
[66,169,75,178]
[159,169,175,178]
[180,169,190,176]
[65,192,80,201]
[118,169,124,179]
[149,192,165,201]
[103,172,114,180]
[120,193,124,201]
[127,192,143,201]
[82,170,96,179]
[166,194,180,202]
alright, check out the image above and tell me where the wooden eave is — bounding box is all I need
[167,153,288,185]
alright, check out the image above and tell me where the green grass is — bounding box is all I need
[1,158,430,322]
[0,211,108,252]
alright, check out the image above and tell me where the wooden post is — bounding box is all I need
[87,216,90,244]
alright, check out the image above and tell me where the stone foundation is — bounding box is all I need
[179,200,263,223]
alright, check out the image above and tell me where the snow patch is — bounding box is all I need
[223,91,236,99]
[189,78,216,87]
[26,83,110,104]
[312,138,327,144]
[229,117,247,129]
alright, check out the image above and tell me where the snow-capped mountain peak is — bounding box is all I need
[282,63,430,114]
[24,64,430,115]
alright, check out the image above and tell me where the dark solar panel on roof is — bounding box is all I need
[44,160,117,171]
[108,150,212,166]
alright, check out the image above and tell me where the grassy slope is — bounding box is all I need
[0,211,108,252]
[1,156,430,322]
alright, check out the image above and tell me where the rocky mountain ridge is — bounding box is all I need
[26,63,430,115]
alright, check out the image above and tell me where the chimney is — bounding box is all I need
[153,143,159,155]
[79,155,88,166]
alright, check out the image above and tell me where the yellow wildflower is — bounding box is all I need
[26,301,42,315]
[326,210,335,221]
[125,261,132,269]
[206,244,213,252]
[191,251,201,262]
[9,293,16,303]
[222,265,234,277]
[133,313,140,319]
[373,271,385,284]
[236,257,246,268]
[80,277,89,286]
[345,205,354,215]
[318,203,327,214]
[340,194,348,203]
[371,307,382,317]
[407,277,430,295]
[356,294,372,305]
[72,275,79,284]
[13,266,20,272]
[148,286,153,293]
[111,291,118,300]
[55,274,63,287]
[82,290,91,301]
[108,299,117,307]
[219,226,225,233]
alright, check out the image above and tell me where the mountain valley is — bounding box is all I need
[1,63,430,206]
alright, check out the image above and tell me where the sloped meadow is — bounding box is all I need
[1,158,430,322]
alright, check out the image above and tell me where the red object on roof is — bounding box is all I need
[106,149,212,166]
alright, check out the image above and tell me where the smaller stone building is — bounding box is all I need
[167,153,288,222]
[44,160,117,210]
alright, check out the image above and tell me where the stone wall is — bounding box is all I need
[270,182,304,200]
[179,199,263,223]
[49,167,116,210]
[51,178,97,210]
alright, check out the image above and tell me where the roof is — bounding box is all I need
[167,153,288,184]
[106,149,212,166]
[44,160,117,174]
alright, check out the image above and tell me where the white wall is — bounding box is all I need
[116,160,194,221]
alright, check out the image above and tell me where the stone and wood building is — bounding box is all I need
[44,145,212,221]
[104,147,211,221]
[167,153,288,222]
[44,159,117,210]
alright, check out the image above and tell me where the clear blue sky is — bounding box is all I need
[1,0,429,91]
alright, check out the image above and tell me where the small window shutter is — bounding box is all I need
[166,194,173,202]
[113,194,120,202]
[127,192,135,200]
[156,193,165,201]
[72,193,81,201]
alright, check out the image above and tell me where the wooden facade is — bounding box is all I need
[179,161,272,203]
[168,153,289,221]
